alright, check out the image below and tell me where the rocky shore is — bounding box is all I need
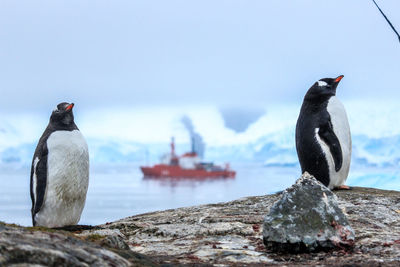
[2,186,400,266]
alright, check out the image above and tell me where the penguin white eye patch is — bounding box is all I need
[317,81,328,87]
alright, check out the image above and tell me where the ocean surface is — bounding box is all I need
[1,162,399,227]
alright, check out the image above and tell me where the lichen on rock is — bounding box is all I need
[263,172,355,252]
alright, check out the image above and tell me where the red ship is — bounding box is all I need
[140,138,235,178]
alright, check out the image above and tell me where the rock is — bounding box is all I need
[0,223,132,266]
[102,235,130,250]
[86,186,400,265]
[4,184,400,265]
[78,228,130,250]
[0,222,156,267]
[262,172,355,252]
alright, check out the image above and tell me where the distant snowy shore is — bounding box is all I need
[1,101,399,168]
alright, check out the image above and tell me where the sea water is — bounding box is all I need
[0,162,399,226]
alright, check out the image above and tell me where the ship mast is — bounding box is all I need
[170,137,175,156]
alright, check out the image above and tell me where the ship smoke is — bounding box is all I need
[181,116,205,158]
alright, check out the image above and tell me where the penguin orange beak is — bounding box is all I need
[335,75,344,83]
[66,103,74,111]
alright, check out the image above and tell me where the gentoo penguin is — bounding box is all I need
[30,102,89,227]
[295,75,351,190]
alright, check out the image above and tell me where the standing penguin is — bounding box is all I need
[30,102,89,227]
[296,75,351,189]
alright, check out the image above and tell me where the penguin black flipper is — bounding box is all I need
[30,137,49,226]
[318,120,343,172]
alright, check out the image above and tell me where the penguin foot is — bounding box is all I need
[334,185,351,190]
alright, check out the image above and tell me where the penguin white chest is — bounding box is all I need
[35,130,89,227]
[321,96,352,188]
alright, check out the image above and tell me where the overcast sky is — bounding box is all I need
[0,0,399,113]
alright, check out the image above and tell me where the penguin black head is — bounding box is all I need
[304,75,344,103]
[50,102,76,128]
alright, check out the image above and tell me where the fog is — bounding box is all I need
[0,0,399,112]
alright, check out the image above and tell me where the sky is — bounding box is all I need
[0,0,399,114]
